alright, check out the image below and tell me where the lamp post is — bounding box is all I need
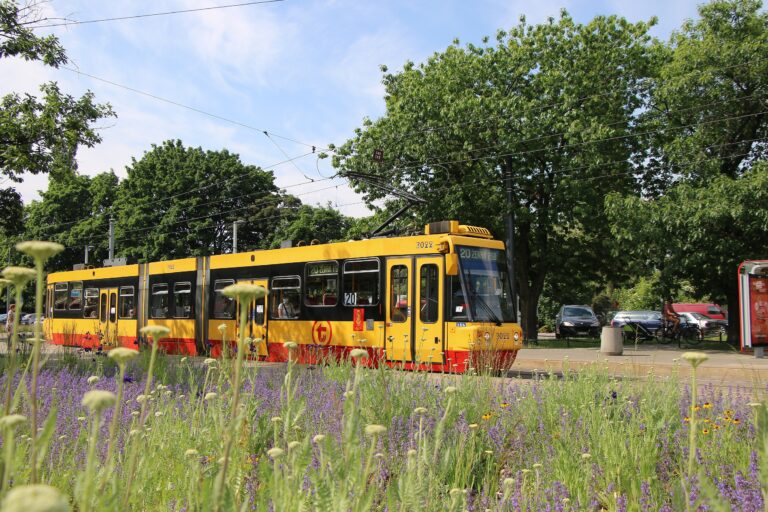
[84,245,94,265]
[232,219,245,254]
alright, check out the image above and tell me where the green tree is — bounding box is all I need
[0,187,23,237]
[608,165,768,341]
[267,203,352,248]
[23,171,118,270]
[609,0,768,342]
[0,1,115,183]
[333,12,658,339]
[114,140,292,261]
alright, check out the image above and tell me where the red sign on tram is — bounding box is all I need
[353,308,364,331]
[312,321,332,345]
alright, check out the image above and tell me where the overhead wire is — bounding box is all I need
[365,58,767,147]
[62,66,327,151]
[30,150,327,236]
[358,92,768,176]
[26,0,285,29]
[349,108,768,179]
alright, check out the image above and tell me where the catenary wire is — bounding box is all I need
[27,0,285,29]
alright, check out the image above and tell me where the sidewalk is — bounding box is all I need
[513,345,768,387]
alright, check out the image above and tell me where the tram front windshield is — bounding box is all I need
[454,246,515,323]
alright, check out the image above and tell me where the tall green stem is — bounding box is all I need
[29,260,43,483]
[82,411,103,512]
[104,364,126,479]
[121,336,160,508]
[687,366,698,478]
[212,300,248,510]
[1,427,16,491]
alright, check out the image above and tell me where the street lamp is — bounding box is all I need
[232,219,245,254]
[84,245,94,265]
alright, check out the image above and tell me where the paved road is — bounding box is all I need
[514,344,768,388]
[3,334,766,388]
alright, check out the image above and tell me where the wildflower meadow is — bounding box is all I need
[0,242,767,511]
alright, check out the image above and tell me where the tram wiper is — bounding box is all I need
[467,271,502,326]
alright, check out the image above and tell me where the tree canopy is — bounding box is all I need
[113,140,296,262]
[333,11,659,338]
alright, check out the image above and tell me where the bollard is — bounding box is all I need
[600,327,623,355]
[755,347,765,358]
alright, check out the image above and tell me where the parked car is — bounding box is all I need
[678,311,727,336]
[555,305,601,339]
[20,313,37,325]
[0,313,7,324]
[673,303,727,320]
[610,310,663,330]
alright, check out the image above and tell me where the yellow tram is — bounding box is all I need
[44,221,523,372]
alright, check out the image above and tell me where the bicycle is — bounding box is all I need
[658,320,702,346]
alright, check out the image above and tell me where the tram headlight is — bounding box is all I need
[483,331,491,341]
[513,332,520,341]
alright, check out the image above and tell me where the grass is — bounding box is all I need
[0,347,765,511]
[0,245,765,511]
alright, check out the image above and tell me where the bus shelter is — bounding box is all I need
[739,260,768,353]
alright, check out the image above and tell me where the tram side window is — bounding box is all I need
[212,280,235,319]
[83,288,99,318]
[271,276,300,319]
[450,275,468,321]
[342,259,379,307]
[99,293,107,323]
[119,287,136,319]
[54,283,68,310]
[68,281,83,310]
[390,265,408,323]
[419,264,439,323]
[150,283,169,319]
[174,282,192,319]
[305,261,338,306]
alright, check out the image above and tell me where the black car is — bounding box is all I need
[555,305,601,339]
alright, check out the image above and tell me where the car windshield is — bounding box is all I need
[456,246,515,323]
[563,307,594,318]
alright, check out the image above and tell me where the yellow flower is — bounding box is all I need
[703,402,712,409]
[140,325,171,340]
[500,402,510,409]
[0,414,27,430]
[364,424,387,437]
[221,283,267,301]
[108,348,139,366]
[702,428,710,435]
[82,390,116,414]
[482,412,493,421]
[683,416,690,423]
[681,352,708,368]
[1,484,70,512]
[732,418,741,425]
[1,266,36,288]
[724,409,734,417]
[15,241,64,264]
[693,405,701,412]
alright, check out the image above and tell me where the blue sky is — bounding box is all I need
[1,0,704,217]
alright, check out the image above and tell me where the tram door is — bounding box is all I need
[386,257,445,365]
[98,288,118,346]
[415,257,444,365]
[237,279,269,357]
[386,258,412,363]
